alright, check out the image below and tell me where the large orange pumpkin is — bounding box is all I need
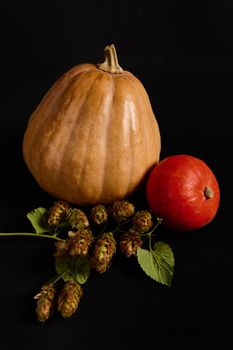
[23,44,161,205]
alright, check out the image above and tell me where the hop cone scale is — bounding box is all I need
[57,280,83,318]
[112,200,135,221]
[90,232,116,273]
[91,205,108,224]
[120,228,143,257]
[133,210,153,233]
[47,200,70,226]
[68,228,94,257]
[67,208,89,229]
[34,284,56,322]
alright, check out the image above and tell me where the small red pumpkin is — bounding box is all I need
[146,154,220,231]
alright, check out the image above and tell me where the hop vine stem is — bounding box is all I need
[44,272,67,286]
[145,219,163,251]
[0,232,64,241]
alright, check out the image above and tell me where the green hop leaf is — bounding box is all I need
[153,241,175,269]
[55,256,90,285]
[137,241,175,287]
[27,207,51,234]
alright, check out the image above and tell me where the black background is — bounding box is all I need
[0,0,232,348]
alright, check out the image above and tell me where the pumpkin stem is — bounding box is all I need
[204,187,214,199]
[97,44,123,74]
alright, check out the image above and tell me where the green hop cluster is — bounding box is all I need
[31,197,167,323]
[35,280,83,321]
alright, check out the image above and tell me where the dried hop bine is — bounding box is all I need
[34,283,56,322]
[57,280,83,318]
[90,232,116,273]
[0,194,176,324]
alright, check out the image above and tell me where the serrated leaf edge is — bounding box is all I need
[26,207,50,234]
[151,250,173,287]
[153,241,175,268]
[137,245,174,287]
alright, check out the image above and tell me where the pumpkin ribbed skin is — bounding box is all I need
[23,47,161,205]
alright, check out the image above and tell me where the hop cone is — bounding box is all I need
[53,239,69,258]
[57,280,83,318]
[91,205,108,224]
[90,232,116,273]
[68,228,94,257]
[120,228,143,257]
[112,200,135,222]
[67,208,89,229]
[34,284,56,322]
[133,210,153,233]
[48,200,70,226]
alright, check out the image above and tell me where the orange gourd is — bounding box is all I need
[23,44,161,205]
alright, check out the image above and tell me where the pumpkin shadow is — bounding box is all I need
[127,163,156,209]
[0,122,54,230]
